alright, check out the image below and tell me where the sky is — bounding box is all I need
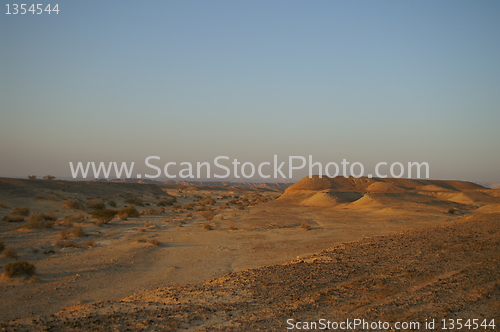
[1,0,499,182]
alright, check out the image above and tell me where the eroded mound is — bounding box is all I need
[300,191,363,207]
[278,176,500,212]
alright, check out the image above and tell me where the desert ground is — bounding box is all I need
[0,176,499,331]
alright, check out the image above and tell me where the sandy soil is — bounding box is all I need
[0,176,499,331]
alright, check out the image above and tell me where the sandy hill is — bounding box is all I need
[0,177,172,219]
[0,177,169,200]
[277,176,498,212]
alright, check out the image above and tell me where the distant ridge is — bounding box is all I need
[285,175,485,192]
[475,182,500,189]
[105,178,290,189]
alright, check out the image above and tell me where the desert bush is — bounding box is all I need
[447,208,455,214]
[2,215,25,222]
[157,197,176,207]
[83,239,95,247]
[118,206,139,218]
[199,210,216,221]
[40,212,57,221]
[2,248,18,259]
[10,207,30,216]
[0,201,7,208]
[71,226,85,238]
[90,209,117,224]
[47,194,59,201]
[58,214,84,227]
[63,199,84,210]
[0,240,4,252]
[228,222,237,230]
[54,240,75,248]
[300,223,312,231]
[58,230,69,240]
[141,208,163,215]
[148,239,160,246]
[201,197,216,205]
[124,196,144,206]
[27,175,37,180]
[203,223,213,230]
[108,200,117,207]
[87,199,105,210]
[43,175,56,180]
[25,214,55,229]
[3,261,36,278]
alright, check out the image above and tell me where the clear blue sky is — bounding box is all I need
[1,1,499,182]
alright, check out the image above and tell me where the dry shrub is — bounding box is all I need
[124,196,144,206]
[0,240,4,252]
[0,201,7,208]
[2,248,18,259]
[118,206,139,219]
[83,239,95,247]
[90,209,117,225]
[448,208,455,214]
[137,228,146,233]
[58,214,85,227]
[2,215,25,222]
[71,226,85,237]
[300,223,312,231]
[40,212,57,221]
[148,239,160,246]
[199,210,216,222]
[203,223,213,230]
[141,208,162,215]
[87,199,105,210]
[54,240,76,248]
[228,222,237,230]
[10,207,30,216]
[47,194,59,201]
[108,200,117,207]
[157,197,176,206]
[58,230,70,240]
[3,261,36,278]
[135,237,147,243]
[201,197,216,205]
[25,214,55,229]
[63,199,84,210]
